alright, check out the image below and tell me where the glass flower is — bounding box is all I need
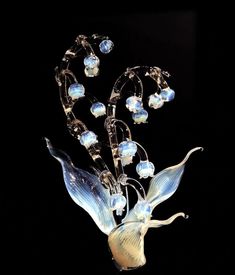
[48,34,202,271]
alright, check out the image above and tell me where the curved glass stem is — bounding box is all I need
[134,141,149,161]
[126,177,146,200]
[55,34,116,187]
[106,66,170,181]
[54,34,173,218]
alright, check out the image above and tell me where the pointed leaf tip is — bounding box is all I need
[178,147,203,167]
[44,137,51,148]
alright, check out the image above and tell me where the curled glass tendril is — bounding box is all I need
[46,34,203,271]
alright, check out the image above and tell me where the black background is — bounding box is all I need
[3,5,232,275]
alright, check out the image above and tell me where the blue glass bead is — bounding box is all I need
[136,160,155,178]
[134,200,152,220]
[118,141,137,157]
[110,193,126,210]
[126,96,143,113]
[90,102,106,118]
[148,93,164,109]
[68,83,85,100]
[84,55,100,69]
[160,88,175,102]
[80,131,98,149]
[132,109,148,124]
[99,39,114,54]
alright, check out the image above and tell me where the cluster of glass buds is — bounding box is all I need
[47,34,202,271]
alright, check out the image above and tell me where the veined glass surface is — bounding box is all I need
[46,138,116,235]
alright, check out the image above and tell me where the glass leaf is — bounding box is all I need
[46,138,116,235]
[146,147,203,209]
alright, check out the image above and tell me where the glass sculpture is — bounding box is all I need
[46,34,202,271]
